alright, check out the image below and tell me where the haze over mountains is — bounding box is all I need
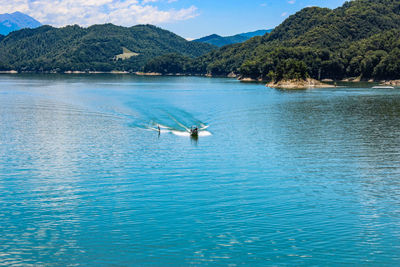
[193,29,272,47]
[0,12,41,35]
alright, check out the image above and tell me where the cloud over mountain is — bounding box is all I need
[0,0,198,27]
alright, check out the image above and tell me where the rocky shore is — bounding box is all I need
[134,72,162,76]
[0,70,18,74]
[266,78,334,89]
[380,80,400,86]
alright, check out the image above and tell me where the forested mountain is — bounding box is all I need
[146,0,400,81]
[240,30,272,38]
[193,34,247,47]
[193,29,271,47]
[0,12,41,35]
[265,0,400,48]
[2,0,400,79]
[0,24,215,72]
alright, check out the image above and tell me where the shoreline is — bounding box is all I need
[1,70,399,87]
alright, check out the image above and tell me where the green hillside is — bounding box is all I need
[0,24,216,72]
[146,0,400,81]
[265,0,400,48]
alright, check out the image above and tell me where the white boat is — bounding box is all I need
[372,85,395,89]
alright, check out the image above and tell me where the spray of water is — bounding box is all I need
[127,102,211,137]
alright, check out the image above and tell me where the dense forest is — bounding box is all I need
[146,0,400,81]
[0,24,215,72]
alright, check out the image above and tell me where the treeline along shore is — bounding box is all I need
[1,0,400,88]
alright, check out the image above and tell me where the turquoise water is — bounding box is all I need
[1,74,400,265]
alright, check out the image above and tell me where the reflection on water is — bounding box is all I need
[0,74,400,265]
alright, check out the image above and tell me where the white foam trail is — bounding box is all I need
[146,121,212,137]
[171,130,190,137]
[168,115,190,131]
[147,126,169,133]
[199,131,212,137]
[157,124,170,129]
[171,130,212,137]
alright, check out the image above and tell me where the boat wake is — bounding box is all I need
[146,123,212,137]
[147,124,212,137]
[127,102,211,137]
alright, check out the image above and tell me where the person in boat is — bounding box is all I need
[190,126,199,136]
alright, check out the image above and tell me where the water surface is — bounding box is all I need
[1,74,400,265]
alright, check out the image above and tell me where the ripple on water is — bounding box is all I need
[0,76,400,265]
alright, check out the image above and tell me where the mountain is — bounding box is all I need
[0,24,216,72]
[240,29,272,38]
[0,12,41,35]
[193,29,272,47]
[193,34,248,47]
[145,0,400,81]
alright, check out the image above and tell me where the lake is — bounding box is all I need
[1,74,399,265]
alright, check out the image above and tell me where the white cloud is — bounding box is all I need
[288,0,296,4]
[142,0,158,4]
[0,0,197,27]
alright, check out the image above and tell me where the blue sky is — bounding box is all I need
[161,0,347,38]
[2,0,347,38]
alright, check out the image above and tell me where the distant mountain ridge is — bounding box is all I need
[193,29,272,47]
[0,11,41,35]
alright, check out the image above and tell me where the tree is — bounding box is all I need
[240,60,261,79]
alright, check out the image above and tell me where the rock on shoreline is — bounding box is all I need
[266,78,334,89]
[380,80,400,86]
[134,72,162,76]
[0,70,18,74]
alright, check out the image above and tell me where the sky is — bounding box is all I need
[1,0,348,39]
